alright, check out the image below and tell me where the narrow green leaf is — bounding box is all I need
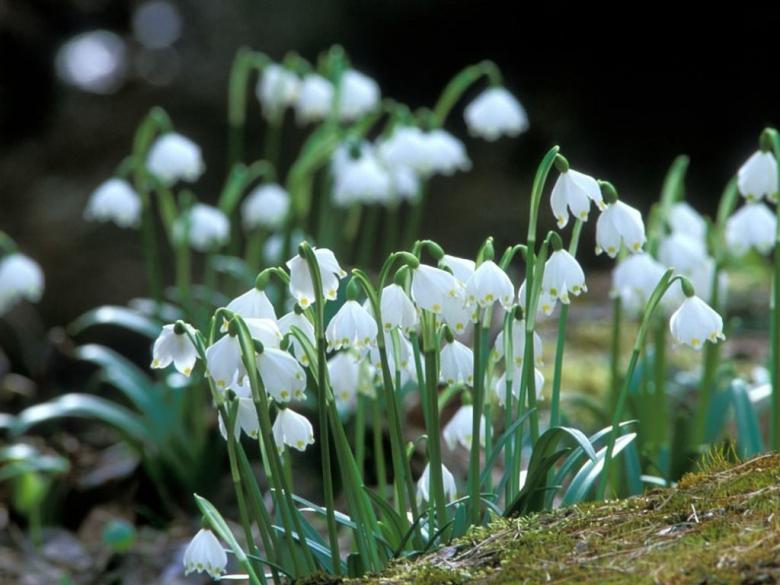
[69,306,161,338]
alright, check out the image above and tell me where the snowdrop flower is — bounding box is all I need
[151,323,198,376]
[417,463,457,504]
[726,202,776,256]
[611,253,666,312]
[493,367,544,407]
[257,347,307,402]
[380,284,418,332]
[668,202,707,241]
[257,63,300,119]
[272,407,315,451]
[332,152,392,206]
[669,294,725,350]
[178,204,230,252]
[440,296,473,337]
[550,169,604,228]
[411,264,462,314]
[328,351,363,408]
[542,249,587,303]
[337,69,380,121]
[84,178,141,228]
[183,528,227,578]
[263,229,306,265]
[218,381,260,440]
[326,300,378,353]
[443,404,485,450]
[241,183,290,231]
[205,319,281,388]
[389,165,420,203]
[278,310,315,367]
[595,200,646,257]
[465,260,514,310]
[737,150,777,201]
[658,232,708,275]
[440,255,475,283]
[426,130,471,176]
[286,247,346,308]
[146,132,204,185]
[494,320,543,367]
[296,73,333,124]
[518,279,557,317]
[439,340,474,386]
[464,86,528,141]
[0,253,44,312]
[224,287,276,323]
[377,126,430,172]
[371,331,415,384]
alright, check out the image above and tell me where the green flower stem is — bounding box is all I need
[651,316,668,453]
[431,60,501,127]
[596,269,680,501]
[765,128,780,449]
[372,396,388,498]
[422,312,447,532]
[549,219,583,428]
[468,320,486,526]
[227,48,269,169]
[501,312,516,503]
[609,296,623,412]
[357,206,381,267]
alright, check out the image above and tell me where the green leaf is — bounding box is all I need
[69,306,161,339]
[193,494,248,563]
[730,379,764,457]
[562,433,637,505]
[480,408,536,487]
[364,487,404,548]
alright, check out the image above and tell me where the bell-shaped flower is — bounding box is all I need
[272,407,315,451]
[84,178,141,228]
[146,132,204,185]
[416,462,457,504]
[542,249,587,304]
[286,247,346,308]
[244,318,283,348]
[332,152,392,207]
[439,340,474,386]
[337,69,380,121]
[726,202,776,256]
[658,232,708,275]
[493,366,544,407]
[241,183,290,231]
[494,320,543,367]
[183,528,227,578]
[257,63,300,119]
[611,253,666,313]
[0,253,44,313]
[218,381,260,440]
[465,260,514,310]
[668,202,707,241]
[205,334,244,389]
[328,351,363,408]
[550,169,604,228]
[441,296,474,336]
[737,150,778,201]
[278,310,315,367]
[426,130,471,176]
[151,323,198,376]
[440,255,475,284]
[669,294,725,350]
[377,126,430,172]
[326,300,378,354]
[389,165,420,203]
[296,73,333,124]
[443,404,486,450]
[224,288,276,324]
[518,279,557,317]
[411,264,462,314]
[257,347,306,402]
[464,87,528,141]
[595,200,646,257]
[380,284,418,332]
[177,203,230,252]
[370,331,415,385]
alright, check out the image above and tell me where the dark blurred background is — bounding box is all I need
[1,1,778,327]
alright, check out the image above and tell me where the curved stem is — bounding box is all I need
[431,61,501,127]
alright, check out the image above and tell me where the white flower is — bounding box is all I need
[286,247,346,308]
[332,152,392,206]
[178,204,230,252]
[668,202,706,241]
[370,331,415,385]
[464,87,528,141]
[389,165,420,202]
[328,351,363,408]
[493,366,544,406]
[218,381,260,440]
[146,132,204,185]
[263,229,306,265]
[272,407,315,451]
[257,63,300,119]
[518,279,557,317]
[440,295,473,337]
[278,311,315,367]
[669,295,725,350]
[411,264,462,314]
[443,404,485,450]
[611,253,666,312]
[377,126,430,172]
[84,178,141,228]
[257,347,307,402]
[439,340,474,386]
[183,528,227,578]
[465,260,514,310]
[416,462,457,504]
[296,73,333,123]
[0,253,44,313]
[380,284,418,332]
[595,200,646,257]
[550,169,604,228]
[726,202,776,256]
[440,255,475,283]
[426,130,471,176]
[326,300,378,353]
[737,150,777,201]
[151,323,198,376]
[224,288,276,323]
[205,319,281,388]
[542,250,587,303]
[658,232,708,275]
[241,184,290,231]
[337,69,380,121]
[494,320,543,367]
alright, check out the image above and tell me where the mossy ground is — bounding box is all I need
[348,453,780,585]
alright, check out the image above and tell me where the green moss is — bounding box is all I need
[349,454,780,585]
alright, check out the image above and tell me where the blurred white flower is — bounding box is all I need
[494,320,543,367]
[737,150,777,201]
[326,300,378,354]
[542,250,587,303]
[595,200,646,257]
[337,69,380,121]
[85,178,142,228]
[443,404,485,450]
[205,318,281,388]
[151,323,198,376]
[465,260,514,310]
[286,247,346,308]
[257,63,300,119]
[518,279,557,317]
[0,253,45,313]
[241,183,290,231]
[332,151,392,206]
[296,73,334,123]
[658,232,708,275]
[726,202,776,256]
[611,253,666,312]
[667,202,707,241]
[183,528,227,578]
[439,340,474,386]
[464,87,528,141]
[146,132,204,185]
[416,462,457,504]
[177,203,230,252]
[669,295,724,350]
[493,366,544,407]
[328,351,363,408]
[263,229,306,265]
[218,381,260,440]
[426,129,471,176]
[278,311,315,367]
[272,407,315,451]
[550,169,604,228]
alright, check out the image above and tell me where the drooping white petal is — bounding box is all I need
[146,132,204,185]
[151,323,198,376]
[416,462,457,504]
[443,405,486,450]
[337,69,380,121]
[611,253,666,313]
[737,150,778,201]
[205,334,243,389]
[278,311,315,367]
[550,169,603,228]
[0,253,45,313]
[542,250,587,303]
[286,247,346,308]
[494,320,543,367]
[411,264,462,314]
[272,408,315,451]
[257,347,307,402]
[669,295,725,350]
[667,202,707,241]
[177,204,230,252]
[183,528,227,578]
[726,202,776,256]
[84,178,142,228]
[224,288,277,324]
[658,232,708,275]
[257,63,300,119]
[595,200,646,257]
[380,284,418,332]
[440,255,475,284]
[326,300,378,354]
[465,260,515,310]
[439,340,474,386]
[295,73,334,124]
[464,87,528,141]
[241,183,290,231]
